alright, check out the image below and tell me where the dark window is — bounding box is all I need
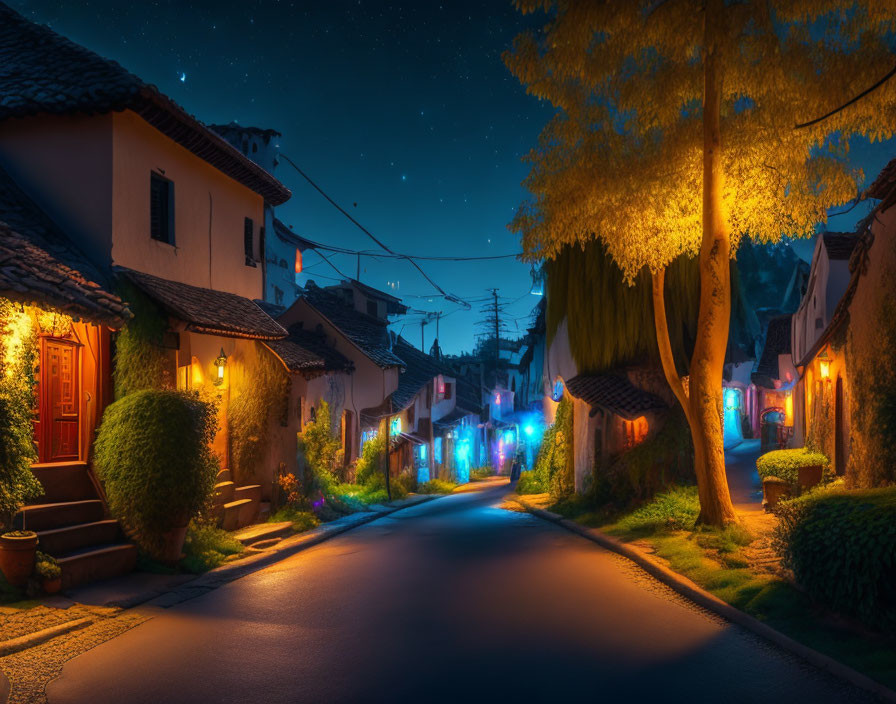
[366,300,377,317]
[259,226,265,266]
[444,382,453,400]
[150,172,174,245]
[244,218,255,266]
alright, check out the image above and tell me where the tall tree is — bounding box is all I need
[506,1,896,525]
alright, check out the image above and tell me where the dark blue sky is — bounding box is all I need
[10,0,552,354]
[9,1,895,353]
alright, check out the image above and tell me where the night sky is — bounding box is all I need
[8,1,895,353]
[9,0,552,354]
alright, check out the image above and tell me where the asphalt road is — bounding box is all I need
[48,485,872,704]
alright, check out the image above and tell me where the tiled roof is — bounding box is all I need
[865,156,896,200]
[434,407,469,429]
[455,376,482,414]
[565,373,666,420]
[300,283,404,368]
[265,325,353,377]
[0,167,127,325]
[0,3,290,205]
[118,267,286,340]
[821,232,858,261]
[390,336,451,412]
[752,314,792,387]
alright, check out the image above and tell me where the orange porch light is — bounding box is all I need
[819,359,830,380]
[295,249,303,274]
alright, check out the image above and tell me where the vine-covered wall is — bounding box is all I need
[545,240,756,376]
[0,300,41,525]
[112,280,171,398]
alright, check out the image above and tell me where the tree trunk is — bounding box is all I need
[692,0,737,526]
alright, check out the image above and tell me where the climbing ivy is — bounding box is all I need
[228,343,289,484]
[112,280,170,398]
[0,300,41,528]
[533,397,574,499]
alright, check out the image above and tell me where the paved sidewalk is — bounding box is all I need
[725,439,764,512]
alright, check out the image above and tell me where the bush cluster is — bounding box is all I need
[94,390,219,559]
[594,407,693,506]
[773,484,896,631]
[0,300,41,527]
[613,485,700,536]
[417,478,456,494]
[532,397,573,499]
[181,523,244,573]
[756,447,830,487]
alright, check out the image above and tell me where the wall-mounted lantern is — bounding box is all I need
[819,357,831,380]
[214,348,228,386]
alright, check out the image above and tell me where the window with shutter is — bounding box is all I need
[244,217,255,266]
[150,172,174,245]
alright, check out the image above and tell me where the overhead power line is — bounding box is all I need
[279,153,471,308]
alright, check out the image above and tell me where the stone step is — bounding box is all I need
[231,521,292,546]
[28,462,97,504]
[216,468,233,484]
[233,486,261,527]
[58,544,137,590]
[213,481,235,505]
[37,520,121,556]
[220,499,252,532]
[16,500,104,532]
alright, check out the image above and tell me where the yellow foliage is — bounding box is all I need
[505,1,896,278]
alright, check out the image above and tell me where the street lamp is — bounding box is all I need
[214,348,227,386]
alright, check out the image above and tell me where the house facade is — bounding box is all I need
[789,232,857,475]
[0,4,296,538]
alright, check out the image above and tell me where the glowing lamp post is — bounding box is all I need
[214,348,227,386]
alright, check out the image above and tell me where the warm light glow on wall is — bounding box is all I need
[819,359,830,379]
[214,348,227,386]
[191,355,204,387]
[2,306,32,377]
[785,393,794,424]
[295,249,303,274]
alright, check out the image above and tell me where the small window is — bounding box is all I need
[244,217,256,266]
[150,172,174,245]
[366,300,377,317]
[444,382,453,400]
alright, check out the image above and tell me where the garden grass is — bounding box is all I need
[555,493,896,691]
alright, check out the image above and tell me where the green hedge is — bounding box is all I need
[94,390,219,558]
[756,448,829,487]
[773,484,896,631]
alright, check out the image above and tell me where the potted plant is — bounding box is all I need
[93,390,219,565]
[34,551,61,594]
[0,529,38,587]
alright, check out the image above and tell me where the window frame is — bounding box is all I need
[150,172,175,246]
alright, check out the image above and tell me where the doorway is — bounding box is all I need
[37,337,80,463]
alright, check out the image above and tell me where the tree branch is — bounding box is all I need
[795,62,896,130]
[651,268,691,417]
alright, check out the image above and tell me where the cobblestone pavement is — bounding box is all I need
[0,604,149,704]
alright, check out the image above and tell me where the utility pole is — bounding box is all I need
[491,288,500,374]
[421,319,425,351]
[356,253,361,281]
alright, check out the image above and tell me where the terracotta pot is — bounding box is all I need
[762,477,791,511]
[42,577,62,594]
[158,518,190,565]
[0,531,38,587]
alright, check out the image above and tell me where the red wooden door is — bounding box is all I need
[41,338,80,462]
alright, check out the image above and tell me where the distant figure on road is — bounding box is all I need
[510,452,522,483]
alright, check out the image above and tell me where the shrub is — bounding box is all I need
[773,484,896,631]
[533,397,573,500]
[34,551,60,581]
[298,400,342,492]
[599,408,694,505]
[181,523,244,573]
[470,466,493,480]
[418,478,456,494]
[614,486,700,537]
[516,470,547,495]
[94,390,219,559]
[756,447,830,488]
[269,506,321,533]
[355,433,387,487]
[0,301,41,527]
